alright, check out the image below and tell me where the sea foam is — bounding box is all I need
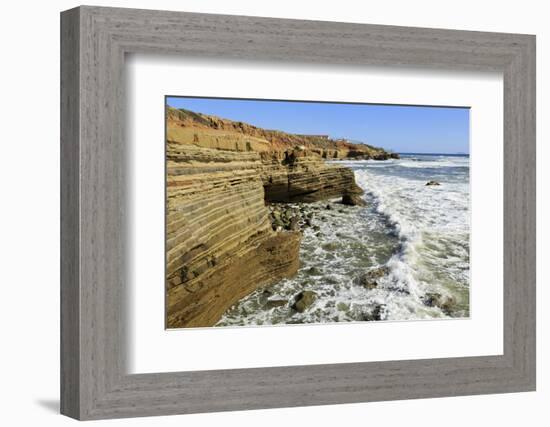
[217,154,470,327]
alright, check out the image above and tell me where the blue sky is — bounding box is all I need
[166,97,470,154]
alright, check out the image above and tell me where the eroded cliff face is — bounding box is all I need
[259,149,364,202]
[167,107,369,204]
[167,107,397,159]
[166,144,301,328]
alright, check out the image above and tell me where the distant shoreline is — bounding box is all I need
[397,152,469,157]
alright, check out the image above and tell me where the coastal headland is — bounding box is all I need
[166,107,397,328]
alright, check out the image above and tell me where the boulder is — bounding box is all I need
[321,242,339,251]
[292,290,317,313]
[341,193,367,206]
[306,266,323,276]
[272,218,284,230]
[362,304,384,321]
[289,216,300,231]
[355,266,389,289]
[423,292,457,315]
[264,299,288,309]
[372,153,390,160]
[336,302,350,312]
[426,180,441,186]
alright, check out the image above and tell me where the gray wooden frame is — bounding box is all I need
[60,5,536,420]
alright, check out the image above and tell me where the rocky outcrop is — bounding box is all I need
[342,193,367,206]
[423,292,457,315]
[259,148,364,202]
[167,107,367,203]
[354,266,390,289]
[167,107,398,160]
[292,290,318,313]
[166,144,301,328]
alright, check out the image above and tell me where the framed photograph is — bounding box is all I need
[164,97,471,329]
[61,6,536,420]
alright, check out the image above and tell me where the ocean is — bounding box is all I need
[217,153,470,327]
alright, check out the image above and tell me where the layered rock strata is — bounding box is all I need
[166,144,301,328]
[259,149,364,202]
[167,107,398,160]
[167,107,368,203]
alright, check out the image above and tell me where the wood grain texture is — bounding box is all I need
[60,7,81,419]
[60,5,536,420]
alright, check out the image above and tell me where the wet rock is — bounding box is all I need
[423,292,456,315]
[355,266,389,289]
[336,302,350,312]
[362,304,384,321]
[306,266,323,276]
[258,289,273,305]
[292,290,317,313]
[341,193,367,206]
[272,218,284,230]
[373,153,391,161]
[321,242,339,251]
[268,203,318,232]
[264,299,288,309]
[289,216,300,231]
[325,204,332,210]
[426,180,441,186]
[325,276,339,285]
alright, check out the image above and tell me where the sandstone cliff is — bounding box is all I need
[166,144,301,328]
[167,107,397,160]
[259,149,363,202]
[166,106,388,203]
